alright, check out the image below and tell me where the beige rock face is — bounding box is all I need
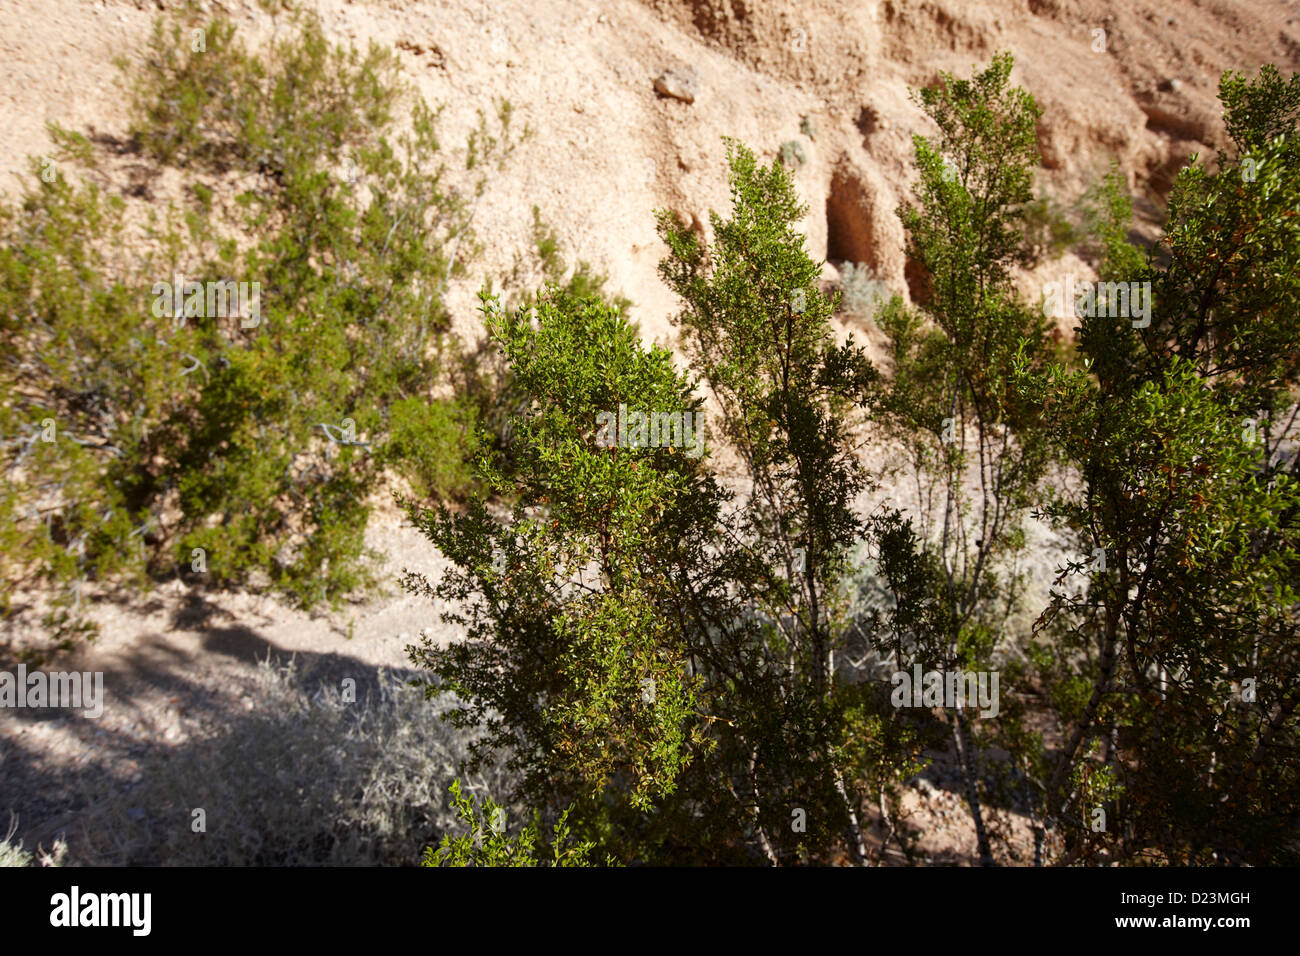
[1,0,1295,348]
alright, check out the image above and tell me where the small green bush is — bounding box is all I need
[422,779,611,867]
[779,139,807,168]
[1020,195,1079,263]
[383,396,480,502]
[453,205,634,492]
[523,205,633,316]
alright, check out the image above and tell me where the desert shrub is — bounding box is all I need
[452,205,635,490]
[869,50,1056,867]
[406,140,903,866]
[1076,162,1148,280]
[1015,64,1300,866]
[383,396,480,502]
[404,57,1300,870]
[65,656,514,866]
[836,261,891,318]
[779,140,807,168]
[0,4,521,657]
[422,779,611,867]
[0,169,159,653]
[509,204,634,318]
[1020,195,1079,263]
[481,206,629,316]
[1020,164,1149,271]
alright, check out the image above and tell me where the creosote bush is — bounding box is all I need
[1013,63,1300,865]
[408,138,904,865]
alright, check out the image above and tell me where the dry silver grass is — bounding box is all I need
[0,811,66,866]
[61,656,513,866]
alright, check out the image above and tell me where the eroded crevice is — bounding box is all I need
[826,167,880,270]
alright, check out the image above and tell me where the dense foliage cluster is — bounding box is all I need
[412,58,1300,865]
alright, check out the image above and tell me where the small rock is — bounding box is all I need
[598,14,608,23]
[916,777,939,798]
[654,67,699,104]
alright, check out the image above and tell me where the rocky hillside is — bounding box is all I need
[1,0,1297,864]
[2,0,1296,347]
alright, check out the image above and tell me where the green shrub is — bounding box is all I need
[0,4,522,657]
[522,204,634,317]
[422,780,611,867]
[1020,194,1079,263]
[383,396,480,502]
[454,205,634,492]
[1015,64,1300,865]
[397,55,1300,868]
[407,141,894,865]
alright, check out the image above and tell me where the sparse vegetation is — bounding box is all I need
[779,139,807,168]
[60,657,513,866]
[421,779,611,867]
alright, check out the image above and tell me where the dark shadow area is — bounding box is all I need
[1,589,444,865]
